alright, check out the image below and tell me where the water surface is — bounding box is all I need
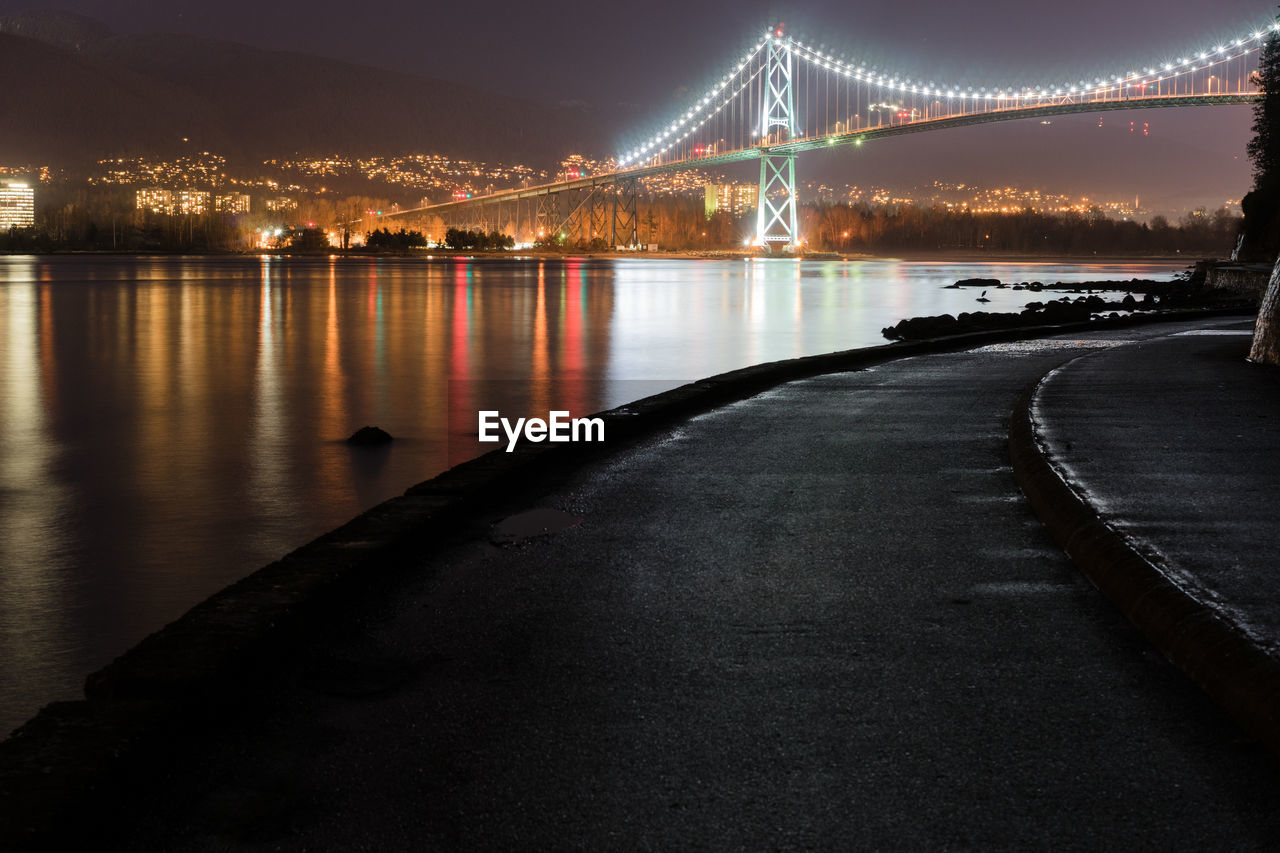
[0,254,1181,734]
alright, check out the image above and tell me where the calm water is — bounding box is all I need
[0,254,1181,734]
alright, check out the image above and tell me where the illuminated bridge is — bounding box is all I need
[375,19,1268,249]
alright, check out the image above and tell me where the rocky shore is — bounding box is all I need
[882,273,1257,341]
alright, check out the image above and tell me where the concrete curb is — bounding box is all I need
[1008,367,1280,757]
[0,306,1254,848]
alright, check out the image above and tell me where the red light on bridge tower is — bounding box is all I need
[774,21,785,37]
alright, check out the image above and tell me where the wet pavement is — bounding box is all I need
[1033,325,1280,655]
[98,318,1280,850]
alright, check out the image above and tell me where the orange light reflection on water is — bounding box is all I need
[0,254,1190,737]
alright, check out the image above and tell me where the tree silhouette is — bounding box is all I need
[1246,13,1280,363]
[364,227,427,250]
[442,227,514,250]
[1242,17,1280,259]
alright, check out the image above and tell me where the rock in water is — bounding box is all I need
[347,426,393,446]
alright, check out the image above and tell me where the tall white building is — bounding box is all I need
[0,182,35,229]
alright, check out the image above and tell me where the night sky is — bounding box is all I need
[1,0,1274,211]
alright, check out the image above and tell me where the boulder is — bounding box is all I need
[347,426,393,446]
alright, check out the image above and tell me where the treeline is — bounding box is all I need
[0,186,412,253]
[574,196,1242,255]
[364,227,428,249]
[0,186,251,252]
[0,212,249,252]
[547,198,739,251]
[0,181,1244,257]
[359,226,515,250]
[802,203,1242,254]
[443,228,514,250]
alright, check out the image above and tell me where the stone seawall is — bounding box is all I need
[1204,263,1271,297]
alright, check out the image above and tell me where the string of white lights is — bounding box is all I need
[793,41,1259,103]
[786,20,1275,102]
[618,64,766,168]
[620,19,1275,165]
[624,64,762,166]
[618,38,769,167]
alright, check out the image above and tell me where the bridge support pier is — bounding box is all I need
[589,190,610,247]
[611,179,638,249]
[756,152,798,249]
[536,194,560,244]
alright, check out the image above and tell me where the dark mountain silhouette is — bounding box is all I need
[0,12,607,171]
[0,10,113,51]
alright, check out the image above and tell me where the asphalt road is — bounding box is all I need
[107,320,1280,851]
[1034,325,1280,655]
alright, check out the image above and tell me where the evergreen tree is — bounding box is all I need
[1249,30,1280,186]
[1241,16,1280,259]
[1247,13,1280,364]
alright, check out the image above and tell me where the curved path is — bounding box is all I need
[69,319,1280,849]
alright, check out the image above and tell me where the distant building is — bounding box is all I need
[135,189,211,216]
[264,196,298,212]
[214,193,250,214]
[704,183,759,217]
[171,190,209,215]
[0,181,35,229]
[135,188,170,214]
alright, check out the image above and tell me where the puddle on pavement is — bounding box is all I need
[954,493,1023,504]
[969,581,1075,597]
[1172,329,1253,336]
[969,339,1134,354]
[491,508,584,545]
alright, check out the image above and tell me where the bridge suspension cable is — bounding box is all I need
[609,17,1272,248]
[378,17,1270,252]
[620,19,1272,170]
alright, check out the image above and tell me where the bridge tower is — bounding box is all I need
[756,24,799,250]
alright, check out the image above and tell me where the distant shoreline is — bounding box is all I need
[1,248,1207,265]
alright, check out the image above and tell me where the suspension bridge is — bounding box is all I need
[372,19,1269,250]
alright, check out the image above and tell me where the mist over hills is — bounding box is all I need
[0,11,609,171]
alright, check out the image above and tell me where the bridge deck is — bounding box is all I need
[380,92,1256,222]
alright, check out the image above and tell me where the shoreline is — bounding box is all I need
[1,247,1206,264]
